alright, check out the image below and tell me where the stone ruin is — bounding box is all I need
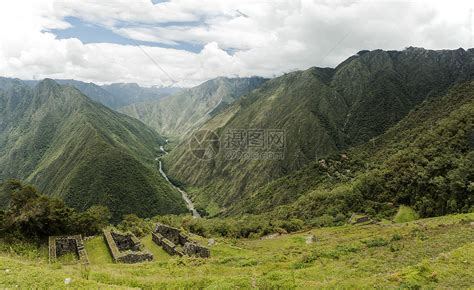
[103,230,153,263]
[49,235,89,264]
[349,213,371,225]
[152,223,210,258]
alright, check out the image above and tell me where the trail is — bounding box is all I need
[158,157,201,218]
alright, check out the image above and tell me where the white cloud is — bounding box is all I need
[0,0,472,87]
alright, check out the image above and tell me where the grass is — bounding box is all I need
[140,235,172,261]
[84,237,113,264]
[56,252,79,265]
[0,212,473,288]
[394,205,420,223]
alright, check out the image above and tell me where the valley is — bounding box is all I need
[158,160,201,218]
[0,48,473,289]
[163,48,474,217]
[119,77,267,140]
[1,1,473,287]
[0,78,188,221]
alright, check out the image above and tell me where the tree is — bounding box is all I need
[1,180,111,241]
[117,214,149,237]
[73,206,111,236]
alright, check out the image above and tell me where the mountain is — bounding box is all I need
[119,77,267,140]
[0,78,187,221]
[227,80,474,218]
[23,79,180,109]
[55,80,120,109]
[101,82,181,109]
[163,48,474,215]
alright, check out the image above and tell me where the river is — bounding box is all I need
[158,160,201,218]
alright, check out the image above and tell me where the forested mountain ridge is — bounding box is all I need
[0,78,187,221]
[226,80,474,220]
[163,48,474,215]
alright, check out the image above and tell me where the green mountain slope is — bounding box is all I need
[119,77,267,140]
[229,80,474,219]
[163,48,474,214]
[0,78,187,221]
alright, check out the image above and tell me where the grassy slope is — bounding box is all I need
[164,48,474,213]
[0,79,187,221]
[0,213,473,288]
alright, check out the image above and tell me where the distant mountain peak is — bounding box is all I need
[36,78,59,89]
[34,78,61,99]
[119,76,268,140]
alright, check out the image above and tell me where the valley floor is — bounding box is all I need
[1,213,473,288]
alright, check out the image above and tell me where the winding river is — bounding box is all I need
[158,159,201,218]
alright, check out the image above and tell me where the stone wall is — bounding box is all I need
[111,231,141,251]
[152,232,184,257]
[48,235,89,264]
[154,223,182,244]
[348,213,371,225]
[103,230,153,263]
[152,223,210,258]
[183,242,211,258]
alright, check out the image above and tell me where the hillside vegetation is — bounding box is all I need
[164,48,474,216]
[223,80,474,222]
[0,48,472,288]
[0,180,109,241]
[0,213,473,288]
[0,79,187,221]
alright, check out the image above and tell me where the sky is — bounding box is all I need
[0,0,472,87]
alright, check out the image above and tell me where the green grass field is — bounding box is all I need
[394,206,420,223]
[1,213,473,288]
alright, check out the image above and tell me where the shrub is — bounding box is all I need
[391,233,402,241]
[73,205,111,236]
[309,214,335,227]
[364,237,389,248]
[117,214,151,237]
[275,218,304,233]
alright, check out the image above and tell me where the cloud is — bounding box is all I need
[0,0,472,87]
